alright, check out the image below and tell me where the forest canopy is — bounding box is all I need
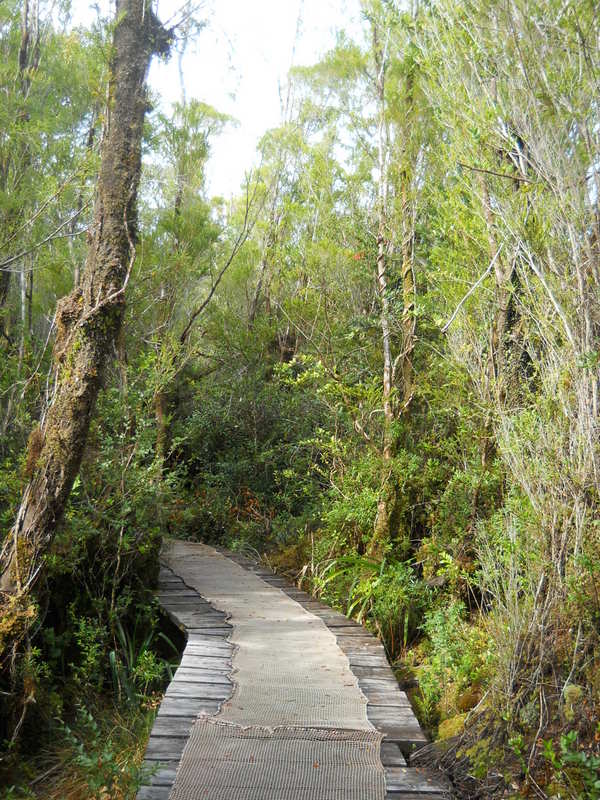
[1,0,600,798]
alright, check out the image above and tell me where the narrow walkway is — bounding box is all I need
[138,541,449,799]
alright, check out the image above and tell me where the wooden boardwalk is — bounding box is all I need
[137,547,450,800]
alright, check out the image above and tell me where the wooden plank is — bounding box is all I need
[161,606,219,620]
[137,786,171,800]
[386,794,449,800]
[381,741,407,767]
[157,596,210,607]
[166,682,231,700]
[368,708,423,726]
[172,618,229,631]
[178,654,231,670]
[158,696,220,716]
[353,665,399,678]
[158,592,209,602]
[166,608,226,622]
[320,622,364,633]
[142,764,177,787]
[366,694,412,708]
[309,608,352,620]
[284,590,313,600]
[172,668,231,684]
[361,678,404,691]
[365,687,406,701]
[359,678,404,691]
[144,737,188,761]
[183,648,232,659]
[336,635,383,647]
[187,626,233,648]
[348,654,390,667]
[150,715,195,737]
[184,643,233,656]
[385,767,449,794]
[185,625,231,636]
[375,722,428,746]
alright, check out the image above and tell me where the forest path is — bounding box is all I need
[137,541,450,800]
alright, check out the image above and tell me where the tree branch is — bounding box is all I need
[441,243,504,333]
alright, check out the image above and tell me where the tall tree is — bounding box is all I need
[0,0,170,613]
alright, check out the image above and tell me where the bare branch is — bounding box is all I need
[441,243,504,333]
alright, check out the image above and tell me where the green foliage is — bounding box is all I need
[60,705,153,800]
[109,618,177,705]
[2,0,600,795]
[541,730,600,800]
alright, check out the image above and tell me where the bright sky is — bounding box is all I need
[74,1,362,198]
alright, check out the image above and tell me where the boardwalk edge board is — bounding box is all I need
[136,549,451,800]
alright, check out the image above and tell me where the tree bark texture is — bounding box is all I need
[0,0,169,604]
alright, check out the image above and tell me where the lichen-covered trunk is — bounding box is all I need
[0,0,168,606]
[370,225,397,559]
[400,177,415,408]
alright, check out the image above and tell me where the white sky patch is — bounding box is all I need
[72,0,361,198]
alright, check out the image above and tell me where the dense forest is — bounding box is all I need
[1,0,600,797]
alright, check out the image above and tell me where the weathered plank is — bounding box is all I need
[386,794,449,800]
[185,638,233,650]
[166,682,231,699]
[158,597,212,608]
[185,625,232,636]
[186,630,232,643]
[337,635,384,647]
[178,654,232,670]
[158,696,221,716]
[385,767,450,794]
[171,668,231,684]
[353,665,400,678]
[141,763,178,786]
[366,693,412,707]
[137,786,171,800]
[166,610,227,625]
[151,715,196,737]
[144,736,188,760]
[349,654,391,667]
[381,741,407,767]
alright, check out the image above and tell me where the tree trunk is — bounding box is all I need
[0,0,169,606]
[69,113,97,288]
[369,18,396,558]
[249,202,280,327]
[479,174,515,403]
[400,178,415,406]
[0,0,40,347]
[0,271,10,345]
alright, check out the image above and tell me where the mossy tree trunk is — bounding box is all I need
[0,0,169,607]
